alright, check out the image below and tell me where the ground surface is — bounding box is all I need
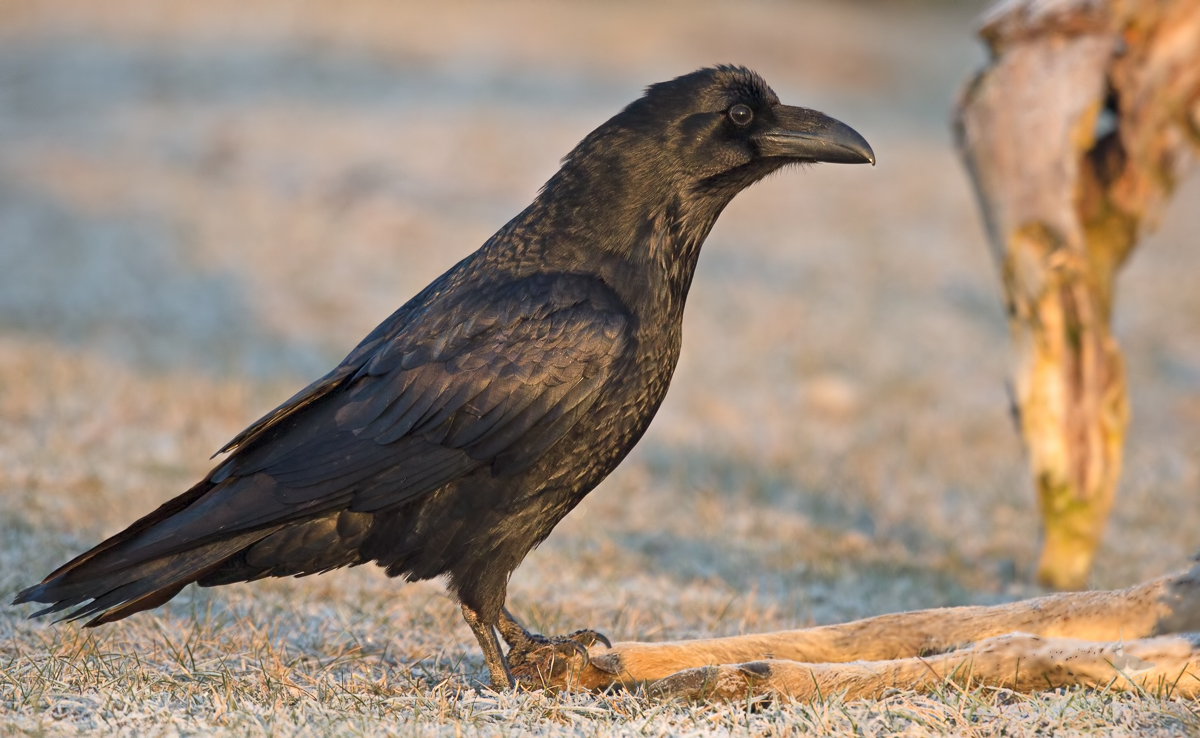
[2,1,1200,735]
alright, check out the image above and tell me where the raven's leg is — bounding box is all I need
[498,608,611,676]
[461,603,515,689]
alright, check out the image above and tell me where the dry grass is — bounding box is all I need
[3,0,1200,734]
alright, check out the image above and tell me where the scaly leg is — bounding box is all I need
[460,602,514,690]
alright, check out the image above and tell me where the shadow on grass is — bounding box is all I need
[604,442,1009,618]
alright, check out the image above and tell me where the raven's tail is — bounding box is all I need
[12,479,279,626]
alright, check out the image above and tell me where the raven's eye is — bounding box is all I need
[728,104,754,127]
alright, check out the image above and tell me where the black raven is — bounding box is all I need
[15,65,873,689]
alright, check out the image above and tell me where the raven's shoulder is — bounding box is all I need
[355,271,630,377]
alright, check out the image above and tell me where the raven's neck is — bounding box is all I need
[487,157,736,322]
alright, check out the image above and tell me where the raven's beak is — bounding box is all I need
[756,106,875,165]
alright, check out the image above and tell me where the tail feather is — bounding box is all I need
[37,479,217,585]
[14,468,378,625]
[88,583,188,626]
[15,527,281,625]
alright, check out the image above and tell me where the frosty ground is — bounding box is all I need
[2,1,1200,735]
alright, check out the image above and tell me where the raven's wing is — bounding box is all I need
[17,273,632,619]
[216,271,633,505]
[130,271,629,551]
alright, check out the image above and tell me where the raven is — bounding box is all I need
[14,65,873,688]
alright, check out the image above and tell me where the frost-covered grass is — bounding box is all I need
[3,0,1200,734]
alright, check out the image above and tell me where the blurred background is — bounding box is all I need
[2,0,1199,643]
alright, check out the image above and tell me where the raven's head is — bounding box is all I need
[528,66,873,292]
[635,65,873,193]
[556,66,873,204]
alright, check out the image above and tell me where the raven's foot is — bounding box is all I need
[499,609,614,688]
[507,629,617,687]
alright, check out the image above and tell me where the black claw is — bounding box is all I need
[567,628,611,649]
[529,633,592,668]
[556,637,591,668]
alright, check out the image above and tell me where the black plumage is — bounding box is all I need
[14,65,873,688]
